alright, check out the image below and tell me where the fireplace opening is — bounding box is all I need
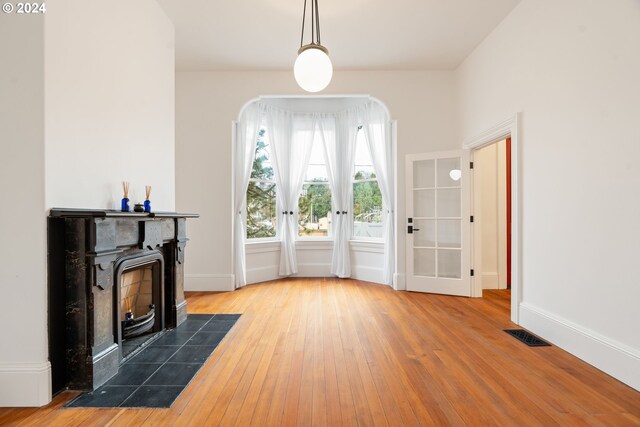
[115,252,166,360]
[121,266,155,339]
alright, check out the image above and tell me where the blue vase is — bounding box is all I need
[121,197,130,212]
[144,200,151,213]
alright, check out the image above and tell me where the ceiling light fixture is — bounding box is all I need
[294,0,332,93]
[449,169,462,181]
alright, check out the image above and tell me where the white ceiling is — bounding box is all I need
[156,0,521,71]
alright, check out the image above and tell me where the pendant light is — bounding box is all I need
[294,0,332,93]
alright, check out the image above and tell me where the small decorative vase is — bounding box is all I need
[121,197,130,212]
[144,200,151,213]
[134,203,144,212]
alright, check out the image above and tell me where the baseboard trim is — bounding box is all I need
[481,272,499,289]
[0,361,51,407]
[246,266,279,285]
[520,302,640,391]
[351,265,384,285]
[393,273,406,291]
[294,263,332,277]
[185,274,234,292]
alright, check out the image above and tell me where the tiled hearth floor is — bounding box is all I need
[66,314,240,408]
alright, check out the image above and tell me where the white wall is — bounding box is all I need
[45,0,176,211]
[0,13,49,407]
[0,0,175,407]
[175,71,458,291]
[457,0,640,389]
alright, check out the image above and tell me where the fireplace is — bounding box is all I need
[47,209,198,393]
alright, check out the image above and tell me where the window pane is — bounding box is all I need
[246,181,276,238]
[353,181,383,238]
[413,159,435,188]
[305,164,329,182]
[437,157,461,187]
[298,184,332,237]
[354,129,374,177]
[354,166,376,180]
[305,137,329,182]
[414,189,435,218]
[437,219,461,248]
[437,188,461,217]
[438,249,461,279]
[414,248,436,277]
[413,219,436,247]
[250,129,273,181]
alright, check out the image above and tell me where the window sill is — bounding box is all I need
[244,239,383,254]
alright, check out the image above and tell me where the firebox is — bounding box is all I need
[47,209,198,394]
[115,252,165,359]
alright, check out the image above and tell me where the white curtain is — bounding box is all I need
[362,103,395,285]
[319,112,357,278]
[267,107,316,276]
[234,103,264,288]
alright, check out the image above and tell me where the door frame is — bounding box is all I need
[465,113,521,324]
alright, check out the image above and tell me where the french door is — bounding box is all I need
[406,150,471,296]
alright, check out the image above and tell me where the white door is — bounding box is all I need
[406,150,471,296]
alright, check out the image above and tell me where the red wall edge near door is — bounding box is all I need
[506,137,512,289]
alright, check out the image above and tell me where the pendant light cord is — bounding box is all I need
[315,0,321,45]
[311,0,315,45]
[300,0,322,47]
[300,0,307,48]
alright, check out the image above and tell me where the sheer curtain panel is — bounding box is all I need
[362,103,395,284]
[234,104,264,287]
[267,107,316,276]
[320,112,357,277]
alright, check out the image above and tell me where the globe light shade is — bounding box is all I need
[294,46,333,93]
[449,169,462,181]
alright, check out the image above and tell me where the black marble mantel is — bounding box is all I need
[47,209,198,394]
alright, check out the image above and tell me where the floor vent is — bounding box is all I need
[504,329,551,347]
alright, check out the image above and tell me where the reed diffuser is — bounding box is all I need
[121,181,130,212]
[144,185,152,213]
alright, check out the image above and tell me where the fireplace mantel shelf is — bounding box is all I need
[50,208,199,219]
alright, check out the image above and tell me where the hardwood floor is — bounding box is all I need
[1,278,638,426]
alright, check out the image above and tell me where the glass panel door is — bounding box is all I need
[406,150,470,296]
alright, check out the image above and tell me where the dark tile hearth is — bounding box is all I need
[66,313,240,408]
[68,386,138,408]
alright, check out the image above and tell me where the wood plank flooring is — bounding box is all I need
[1,278,638,426]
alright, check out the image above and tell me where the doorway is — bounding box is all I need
[403,116,521,323]
[471,137,512,308]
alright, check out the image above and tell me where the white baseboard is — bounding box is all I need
[0,362,51,407]
[294,263,332,277]
[246,266,279,285]
[185,274,234,292]
[519,302,640,391]
[394,273,406,291]
[481,272,499,289]
[352,265,384,285]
